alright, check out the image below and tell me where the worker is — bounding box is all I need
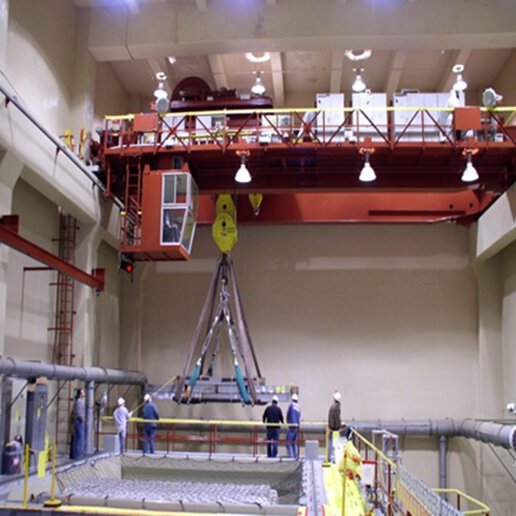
[262,395,284,458]
[113,397,133,454]
[70,388,86,460]
[286,393,301,459]
[142,394,160,454]
[327,391,342,462]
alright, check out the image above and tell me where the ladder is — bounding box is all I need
[120,158,143,248]
[50,211,77,453]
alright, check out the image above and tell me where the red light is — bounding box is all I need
[120,254,134,273]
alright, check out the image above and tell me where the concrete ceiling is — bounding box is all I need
[73,0,516,107]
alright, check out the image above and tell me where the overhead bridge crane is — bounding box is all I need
[99,104,516,234]
[97,102,516,404]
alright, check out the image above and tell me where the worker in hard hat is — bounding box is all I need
[113,397,133,454]
[286,393,301,459]
[262,395,284,458]
[142,394,160,455]
[327,391,342,462]
[70,388,85,460]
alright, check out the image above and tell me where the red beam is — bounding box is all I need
[197,191,496,225]
[0,216,105,291]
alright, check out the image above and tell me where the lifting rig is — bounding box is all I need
[147,194,294,405]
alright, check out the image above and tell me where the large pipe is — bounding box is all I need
[343,419,516,451]
[0,357,147,385]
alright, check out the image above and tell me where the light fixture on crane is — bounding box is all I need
[461,149,479,183]
[235,151,252,183]
[358,139,376,182]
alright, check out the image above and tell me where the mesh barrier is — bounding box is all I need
[57,455,122,491]
[57,455,303,506]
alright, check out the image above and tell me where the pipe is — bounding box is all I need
[0,83,124,211]
[85,381,95,456]
[439,435,447,495]
[335,419,516,451]
[0,357,146,385]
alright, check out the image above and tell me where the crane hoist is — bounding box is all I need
[147,194,296,405]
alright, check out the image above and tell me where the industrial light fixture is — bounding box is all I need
[358,140,376,182]
[251,71,266,95]
[344,49,372,62]
[482,87,503,108]
[359,151,376,182]
[245,52,271,63]
[235,153,252,183]
[153,72,169,114]
[452,64,468,92]
[352,68,366,93]
[153,72,168,99]
[461,150,479,182]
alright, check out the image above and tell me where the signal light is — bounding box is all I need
[119,254,134,274]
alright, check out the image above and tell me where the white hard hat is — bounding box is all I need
[272,395,279,403]
[144,394,151,402]
[291,394,298,402]
[333,392,342,402]
[117,397,125,406]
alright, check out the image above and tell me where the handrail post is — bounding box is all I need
[23,444,30,508]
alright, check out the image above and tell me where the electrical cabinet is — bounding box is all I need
[352,92,388,142]
[316,93,345,142]
[25,381,48,452]
[392,91,464,142]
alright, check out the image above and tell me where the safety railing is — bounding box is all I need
[433,489,491,515]
[101,417,313,458]
[346,428,399,515]
[102,106,516,155]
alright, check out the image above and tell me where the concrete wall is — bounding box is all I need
[494,49,516,108]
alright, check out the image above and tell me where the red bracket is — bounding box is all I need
[0,215,105,291]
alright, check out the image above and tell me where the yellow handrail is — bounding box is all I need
[104,106,516,121]
[433,488,490,515]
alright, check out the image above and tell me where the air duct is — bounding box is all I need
[0,357,146,385]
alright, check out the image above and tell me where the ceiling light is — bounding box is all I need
[235,155,252,183]
[461,151,479,182]
[245,52,271,63]
[167,56,177,65]
[154,83,168,99]
[452,64,468,92]
[352,68,366,93]
[251,71,266,95]
[344,49,372,62]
